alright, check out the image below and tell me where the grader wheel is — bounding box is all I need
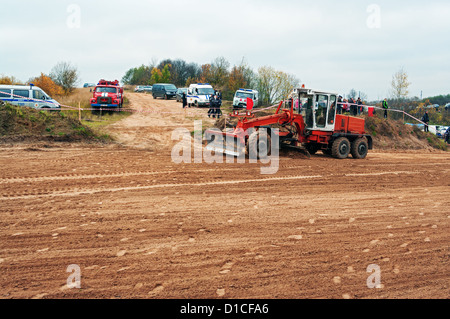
[351,138,369,159]
[332,137,350,159]
[248,131,272,159]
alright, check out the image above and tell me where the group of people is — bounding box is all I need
[337,96,364,116]
[180,90,223,119]
[207,92,223,119]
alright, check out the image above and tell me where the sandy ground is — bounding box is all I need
[0,93,449,299]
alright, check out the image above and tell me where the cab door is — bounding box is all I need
[314,94,329,129]
[326,95,337,130]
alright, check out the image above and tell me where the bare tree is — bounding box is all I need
[256,66,299,106]
[348,89,358,100]
[391,67,411,101]
[50,62,79,94]
[210,57,230,87]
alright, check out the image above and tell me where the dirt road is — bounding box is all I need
[0,93,449,299]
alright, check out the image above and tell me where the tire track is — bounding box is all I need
[0,170,424,200]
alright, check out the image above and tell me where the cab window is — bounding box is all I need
[13,90,30,98]
[315,95,328,128]
[33,90,46,100]
[304,97,314,128]
[328,95,337,125]
[0,89,11,98]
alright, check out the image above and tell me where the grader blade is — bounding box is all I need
[204,128,246,157]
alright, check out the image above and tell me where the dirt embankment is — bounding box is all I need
[0,103,110,144]
[365,116,448,151]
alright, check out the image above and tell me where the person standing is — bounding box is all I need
[343,99,349,113]
[208,94,222,119]
[215,94,223,119]
[182,91,188,109]
[208,95,215,118]
[357,97,363,115]
[382,99,389,119]
[337,96,343,114]
[350,98,357,116]
[422,110,430,132]
[444,126,450,144]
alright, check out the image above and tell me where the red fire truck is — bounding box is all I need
[90,79,124,111]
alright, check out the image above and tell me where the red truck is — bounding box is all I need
[90,79,124,111]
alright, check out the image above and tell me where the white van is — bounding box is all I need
[0,84,60,109]
[233,89,259,108]
[187,83,216,107]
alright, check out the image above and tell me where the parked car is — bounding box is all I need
[152,83,177,100]
[176,88,188,102]
[435,126,449,138]
[143,86,152,93]
[425,104,440,110]
[187,83,215,107]
[445,103,450,111]
[0,84,60,109]
[233,89,259,108]
[134,86,144,92]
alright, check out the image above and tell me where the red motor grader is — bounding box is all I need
[205,87,373,159]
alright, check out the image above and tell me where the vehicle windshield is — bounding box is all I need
[164,85,177,90]
[197,88,215,95]
[95,87,117,93]
[236,92,254,99]
[33,89,51,100]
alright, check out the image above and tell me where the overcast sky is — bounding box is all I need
[1,0,449,101]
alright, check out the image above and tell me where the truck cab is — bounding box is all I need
[90,79,123,109]
[233,89,259,108]
[187,83,215,107]
[293,87,372,157]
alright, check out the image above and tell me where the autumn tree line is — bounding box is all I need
[122,57,300,106]
[0,62,79,98]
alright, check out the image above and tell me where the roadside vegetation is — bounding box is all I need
[0,102,111,143]
[1,71,132,136]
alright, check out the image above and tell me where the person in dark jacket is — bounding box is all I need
[357,97,363,115]
[382,99,389,119]
[337,96,343,114]
[214,95,222,119]
[444,126,450,144]
[422,111,430,132]
[208,95,222,118]
[350,98,357,116]
[182,92,188,109]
